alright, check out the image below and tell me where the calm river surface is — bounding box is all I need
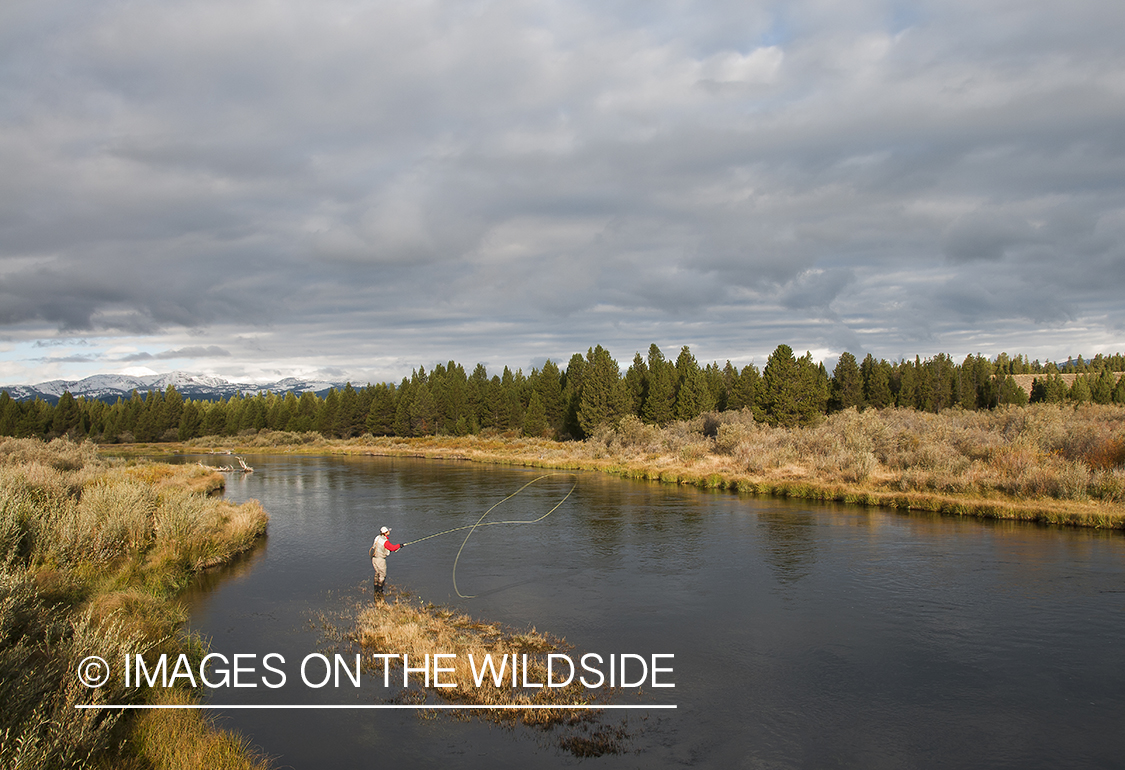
[180,454,1125,769]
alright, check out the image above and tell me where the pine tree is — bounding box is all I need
[641,345,675,425]
[201,399,227,436]
[762,344,802,426]
[623,353,648,416]
[673,347,700,420]
[1069,375,1092,404]
[178,401,203,441]
[0,391,18,436]
[674,366,709,421]
[265,392,289,431]
[896,360,917,408]
[393,378,414,436]
[164,386,183,432]
[735,364,763,420]
[997,375,1029,406]
[288,392,319,432]
[1113,374,1125,405]
[958,355,978,409]
[51,391,81,437]
[862,356,894,409]
[439,362,469,432]
[704,362,726,411]
[223,394,245,436]
[971,355,998,409]
[577,346,627,436]
[562,353,587,438]
[318,389,341,437]
[929,354,958,412]
[1092,369,1115,404]
[15,399,48,438]
[829,352,863,412]
[499,367,525,430]
[366,384,397,436]
[536,359,564,436]
[1046,374,1068,403]
[409,382,439,435]
[523,390,548,437]
[241,394,268,434]
[798,352,829,423]
[468,363,489,429]
[338,384,364,437]
[721,361,741,410]
[672,346,714,421]
[481,376,504,430]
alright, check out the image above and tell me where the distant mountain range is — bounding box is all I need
[0,372,346,404]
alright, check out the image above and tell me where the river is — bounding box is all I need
[180,454,1125,768]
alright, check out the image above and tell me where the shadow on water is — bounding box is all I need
[183,535,270,598]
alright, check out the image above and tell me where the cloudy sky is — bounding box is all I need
[2,0,1123,386]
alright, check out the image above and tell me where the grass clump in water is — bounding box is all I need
[338,588,631,756]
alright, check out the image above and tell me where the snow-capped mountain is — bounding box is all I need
[0,371,345,404]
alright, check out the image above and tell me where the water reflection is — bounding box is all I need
[176,454,1125,770]
[183,537,269,596]
[757,510,818,586]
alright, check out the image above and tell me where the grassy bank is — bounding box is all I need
[165,403,1125,530]
[0,437,270,769]
[320,588,630,757]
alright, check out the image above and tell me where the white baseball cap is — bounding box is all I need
[380,526,391,534]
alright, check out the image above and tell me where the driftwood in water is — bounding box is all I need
[197,457,253,473]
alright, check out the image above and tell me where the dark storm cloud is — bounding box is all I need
[2,0,1124,384]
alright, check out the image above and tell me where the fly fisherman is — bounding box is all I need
[371,526,404,599]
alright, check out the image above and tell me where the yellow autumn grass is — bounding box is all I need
[123,690,272,770]
[0,437,270,769]
[337,590,629,756]
[169,403,1125,530]
[355,593,592,726]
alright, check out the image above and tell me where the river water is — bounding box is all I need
[180,454,1125,768]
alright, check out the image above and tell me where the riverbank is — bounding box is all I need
[111,403,1125,530]
[0,437,270,769]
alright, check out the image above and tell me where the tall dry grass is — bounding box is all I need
[184,430,326,449]
[573,405,1125,507]
[127,690,273,770]
[0,437,270,769]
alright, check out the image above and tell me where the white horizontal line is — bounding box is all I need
[76,704,676,710]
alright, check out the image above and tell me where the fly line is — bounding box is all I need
[401,473,579,598]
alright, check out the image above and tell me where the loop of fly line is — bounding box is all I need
[401,473,578,598]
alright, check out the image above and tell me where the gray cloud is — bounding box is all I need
[942,212,1038,263]
[34,355,98,364]
[117,346,231,362]
[2,0,1124,384]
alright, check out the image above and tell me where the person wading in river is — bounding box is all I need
[371,526,404,599]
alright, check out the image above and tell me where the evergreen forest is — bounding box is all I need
[3,345,1125,444]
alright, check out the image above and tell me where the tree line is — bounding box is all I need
[2,345,1124,444]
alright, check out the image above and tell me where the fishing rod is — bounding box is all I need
[400,473,578,599]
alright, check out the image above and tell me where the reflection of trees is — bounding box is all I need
[578,480,708,559]
[758,511,818,585]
